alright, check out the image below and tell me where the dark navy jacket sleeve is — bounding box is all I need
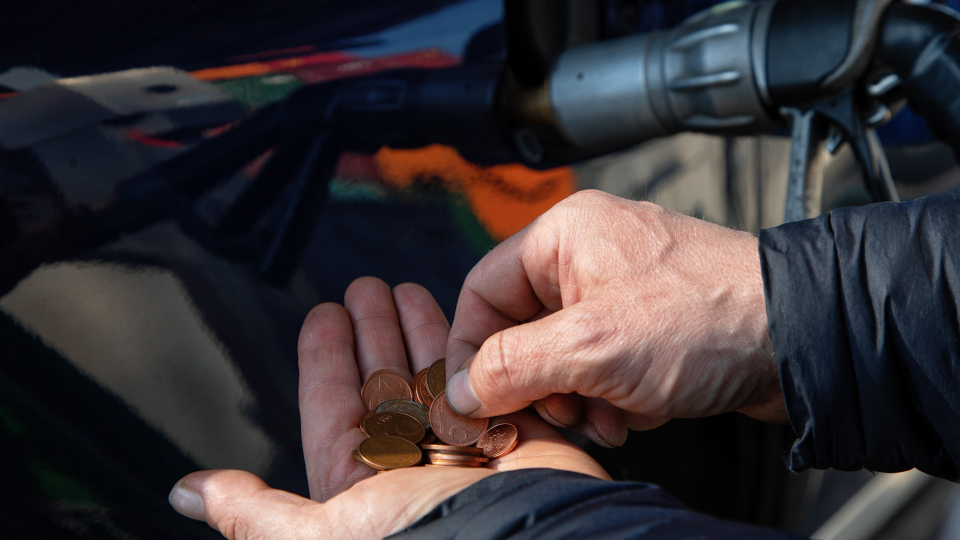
[387,469,804,540]
[759,194,960,479]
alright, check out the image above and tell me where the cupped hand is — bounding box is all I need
[169,277,608,540]
[445,190,786,449]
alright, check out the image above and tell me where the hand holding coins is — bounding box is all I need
[354,359,519,471]
[170,278,607,540]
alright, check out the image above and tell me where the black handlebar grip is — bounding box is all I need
[881,3,960,163]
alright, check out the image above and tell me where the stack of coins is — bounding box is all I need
[352,359,519,472]
[421,444,488,467]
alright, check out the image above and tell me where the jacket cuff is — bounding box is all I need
[759,196,960,477]
[388,469,803,539]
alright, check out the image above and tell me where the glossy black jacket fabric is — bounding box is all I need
[390,194,960,539]
[761,194,960,479]
[388,469,804,539]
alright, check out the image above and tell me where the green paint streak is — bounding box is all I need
[447,193,497,255]
[30,462,102,505]
[329,174,495,255]
[329,177,391,202]
[215,74,303,109]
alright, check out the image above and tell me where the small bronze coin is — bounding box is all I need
[358,436,421,470]
[426,359,446,399]
[362,412,425,444]
[359,411,376,436]
[411,369,428,405]
[361,370,412,411]
[477,423,519,458]
[420,443,485,455]
[377,399,431,429]
[424,452,489,463]
[425,459,486,468]
[429,391,489,446]
[414,368,435,407]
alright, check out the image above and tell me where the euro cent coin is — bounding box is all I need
[429,390,489,446]
[426,359,446,399]
[361,370,412,411]
[359,411,376,436]
[362,412,425,444]
[414,368,435,407]
[423,452,489,463]
[358,436,421,470]
[376,399,431,429]
[420,443,485,455]
[477,423,519,458]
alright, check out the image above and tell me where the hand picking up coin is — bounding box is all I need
[354,359,519,472]
[169,278,608,540]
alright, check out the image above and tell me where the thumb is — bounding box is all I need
[169,470,318,540]
[446,304,608,418]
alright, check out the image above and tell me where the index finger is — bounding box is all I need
[446,225,561,376]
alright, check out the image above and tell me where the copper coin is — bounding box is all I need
[411,369,428,405]
[414,368,435,407]
[361,370,412,411]
[359,411,376,436]
[377,399,431,430]
[429,391,489,446]
[424,452,489,463]
[420,443,485,455]
[477,423,519,458]
[421,431,437,444]
[358,436,421,470]
[362,412,425,444]
[425,459,486,467]
[427,359,446,399]
[427,450,488,460]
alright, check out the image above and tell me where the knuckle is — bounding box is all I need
[217,513,240,540]
[477,330,527,396]
[567,188,607,204]
[221,512,267,540]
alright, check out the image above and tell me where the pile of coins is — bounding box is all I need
[352,359,519,472]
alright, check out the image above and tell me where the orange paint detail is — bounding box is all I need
[191,51,354,81]
[190,63,273,81]
[187,49,455,84]
[375,145,576,240]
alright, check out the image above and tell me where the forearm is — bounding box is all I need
[760,194,960,478]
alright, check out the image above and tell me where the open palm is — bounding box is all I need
[170,277,608,540]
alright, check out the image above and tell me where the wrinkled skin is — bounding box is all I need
[170,277,608,540]
[446,190,786,449]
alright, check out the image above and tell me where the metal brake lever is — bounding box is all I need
[781,87,899,223]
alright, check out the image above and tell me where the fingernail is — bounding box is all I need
[579,423,613,449]
[446,369,482,416]
[169,484,205,521]
[534,402,569,428]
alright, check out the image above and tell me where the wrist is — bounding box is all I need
[735,234,787,424]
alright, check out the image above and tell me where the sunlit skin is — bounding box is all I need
[446,190,787,448]
[170,189,792,539]
[171,277,608,540]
